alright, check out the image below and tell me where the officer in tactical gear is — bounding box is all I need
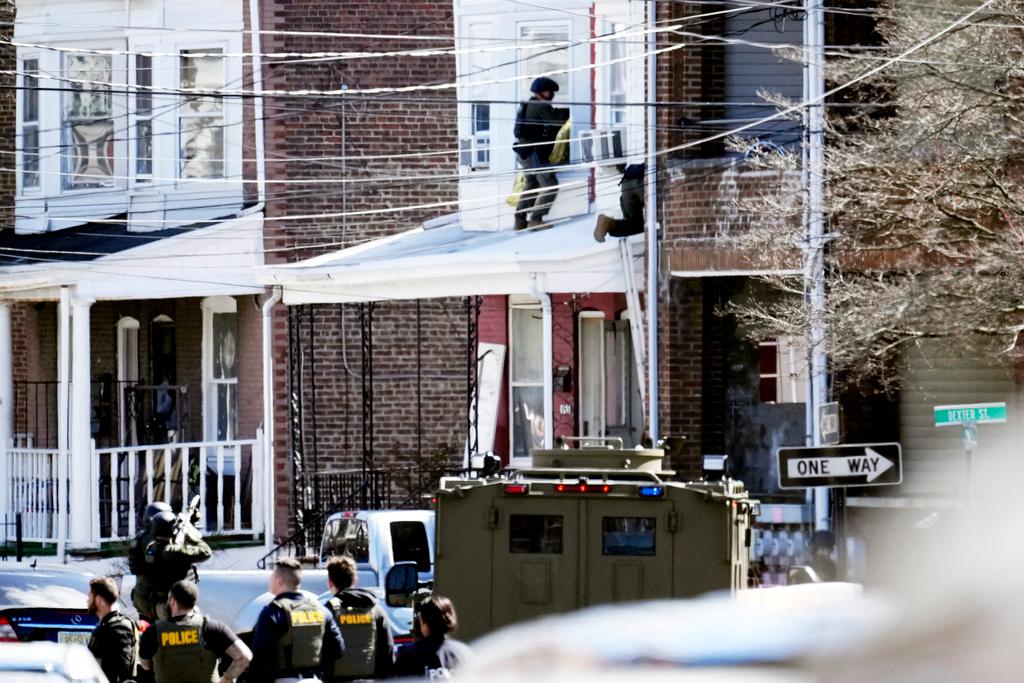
[513,75,570,231]
[139,580,251,683]
[87,576,139,683]
[324,555,393,681]
[593,163,646,242]
[133,508,213,623]
[250,558,344,683]
[392,595,471,678]
[129,502,173,575]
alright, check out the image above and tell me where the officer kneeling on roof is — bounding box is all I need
[249,558,345,683]
[139,580,252,683]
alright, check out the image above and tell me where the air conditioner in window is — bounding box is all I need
[580,128,624,164]
[458,134,491,170]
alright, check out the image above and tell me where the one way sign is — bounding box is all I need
[776,443,902,489]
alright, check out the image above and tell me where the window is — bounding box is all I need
[510,304,544,459]
[510,514,563,554]
[63,54,115,189]
[518,23,570,98]
[391,521,431,572]
[180,49,225,178]
[605,23,627,127]
[21,58,39,190]
[203,296,237,441]
[461,22,492,170]
[602,517,655,556]
[321,517,370,563]
[758,336,808,403]
[134,53,153,179]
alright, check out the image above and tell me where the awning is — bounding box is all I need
[265,213,645,304]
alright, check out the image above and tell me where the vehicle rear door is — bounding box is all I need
[490,497,581,630]
[581,496,675,606]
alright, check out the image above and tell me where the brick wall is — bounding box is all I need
[658,278,703,479]
[0,0,15,232]
[260,0,461,532]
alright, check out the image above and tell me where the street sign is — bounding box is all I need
[933,402,1006,427]
[819,402,840,445]
[777,443,902,489]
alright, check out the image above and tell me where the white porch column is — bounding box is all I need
[69,293,95,550]
[0,303,13,522]
[57,289,70,559]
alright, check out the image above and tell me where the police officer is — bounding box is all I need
[513,76,569,231]
[324,555,393,680]
[134,509,213,623]
[87,576,139,683]
[129,502,173,575]
[593,163,646,242]
[392,595,471,678]
[138,580,252,683]
[250,558,344,683]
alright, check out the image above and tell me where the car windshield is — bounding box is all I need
[0,572,91,609]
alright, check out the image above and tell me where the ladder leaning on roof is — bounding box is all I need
[619,238,647,406]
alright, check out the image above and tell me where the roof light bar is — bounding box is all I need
[638,485,664,497]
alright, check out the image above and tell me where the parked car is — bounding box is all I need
[0,643,107,683]
[0,565,104,644]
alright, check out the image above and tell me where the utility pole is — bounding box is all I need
[646,0,659,444]
[803,0,829,531]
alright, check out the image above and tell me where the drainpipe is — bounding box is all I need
[645,0,660,444]
[528,275,554,450]
[261,286,281,549]
[57,287,70,561]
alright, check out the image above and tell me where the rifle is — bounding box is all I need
[171,495,202,546]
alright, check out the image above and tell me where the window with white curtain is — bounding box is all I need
[510,304,544,459]
[63,53,116,189]
[180,49,225,179]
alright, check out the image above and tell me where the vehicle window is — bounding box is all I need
[509,514,563,554]
[0,571,91,607]
[390,521,431,572]
[602,517,656,556]
[321,518,369,563]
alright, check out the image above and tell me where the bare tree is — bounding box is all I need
[724,0,1024,386]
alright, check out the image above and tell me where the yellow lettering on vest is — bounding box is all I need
[161,628,200,646]
[337,614,373,625]
[291,610,320,626]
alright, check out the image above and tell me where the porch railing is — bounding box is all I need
[3,433,263,545]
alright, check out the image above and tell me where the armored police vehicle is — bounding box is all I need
[429,439,757,640]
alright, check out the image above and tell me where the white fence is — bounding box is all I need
[5,447,66,541]
[4,433,264,545]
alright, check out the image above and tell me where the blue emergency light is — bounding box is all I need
[637,485,664,497]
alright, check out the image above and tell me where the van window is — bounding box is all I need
[509,514,563,554]
[322,517,370,563]
[391,521,431,572]
[602,517,655,556]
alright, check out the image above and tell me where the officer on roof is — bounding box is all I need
[513,76,569,231]
[249,558,344,683]
[324,555,394,681]
[139,580,252,683]
[133,507,212,623]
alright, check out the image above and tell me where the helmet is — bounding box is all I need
[151,510,177,539]
[145,502,172,522]
[529,76,560,94]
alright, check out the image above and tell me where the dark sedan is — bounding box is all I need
[0,566,100,644]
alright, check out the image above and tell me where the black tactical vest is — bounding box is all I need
[271,594,326,674]
[152,612,218,683]
[327,597,377,679]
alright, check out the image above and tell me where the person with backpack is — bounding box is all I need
[323,555,394,681]
[138,580,252,683]
[87,576,139,683]
[513,76,570,231]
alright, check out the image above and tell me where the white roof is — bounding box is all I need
[265,214,645,304]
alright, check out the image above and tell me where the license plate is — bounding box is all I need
[58,631,90,646]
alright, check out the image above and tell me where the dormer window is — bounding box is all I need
[20,58,39,190]
[134,53,153,179]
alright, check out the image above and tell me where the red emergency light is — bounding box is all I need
[554,483,611,494]
[503,484,530,495]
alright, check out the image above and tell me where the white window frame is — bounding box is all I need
[59,46,128,193]
[508,299,544,460]
[516,21,573,101]
[178,45,227,181]
[600,20,628,129]
[18,54,41,194]
[759,336,808,404]
[202,296,238,442]
[461,21,493,171]
[131,48,154,184]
